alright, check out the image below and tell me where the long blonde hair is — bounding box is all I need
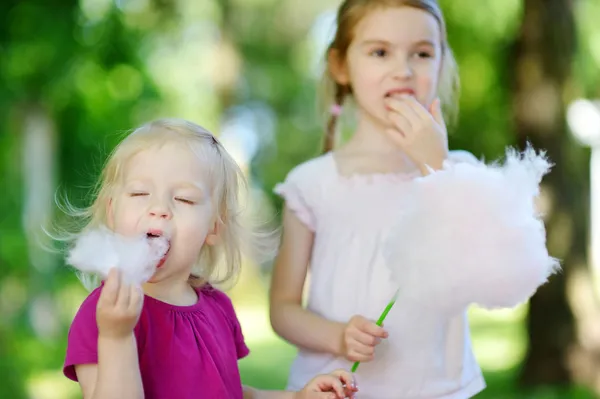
[321,0,459,152]
[57,118,276,290]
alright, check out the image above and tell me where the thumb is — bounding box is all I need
[429,98,444,125]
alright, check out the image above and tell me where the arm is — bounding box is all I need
[76,334,143,399]
[243,386,294,399]
[242,369,357,399]
[269,207,345,356]
[73,269,145,399]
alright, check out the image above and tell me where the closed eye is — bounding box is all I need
[175,198,196,205]
[130,192,148,197]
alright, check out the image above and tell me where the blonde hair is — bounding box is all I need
[58,118,276,290]
[321,0,459,152]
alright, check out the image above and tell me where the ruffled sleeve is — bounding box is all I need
[273,159,323,231]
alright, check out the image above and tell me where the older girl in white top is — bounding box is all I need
[269,1,557,398]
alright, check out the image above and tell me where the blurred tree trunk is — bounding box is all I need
[510,0,600,391]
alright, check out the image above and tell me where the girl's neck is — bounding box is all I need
[345,110,403,155]
[143,277,198,306]
[332,110,419,176]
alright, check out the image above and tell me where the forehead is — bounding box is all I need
[123,141,209,184]
[352,6,440,46]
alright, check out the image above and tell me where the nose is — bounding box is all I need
[148,202,172,220]
[392,54,413,80]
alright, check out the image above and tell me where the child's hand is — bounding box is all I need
[341,315,387,362]
[384,96,448,174]
[96,268,144,339]
[295,369,358,399]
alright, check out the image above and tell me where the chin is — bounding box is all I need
[145,274,161,284]
[145,264,169,283]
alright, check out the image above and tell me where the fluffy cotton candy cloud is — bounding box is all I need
[383,146,560,316]
[67,226,170,286]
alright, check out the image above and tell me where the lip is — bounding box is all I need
[156,246,170,268]
[146,229,170,268]
[147,228,164,237]
[385,88,415,97]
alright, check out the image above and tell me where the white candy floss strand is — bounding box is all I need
[66,226,170,286]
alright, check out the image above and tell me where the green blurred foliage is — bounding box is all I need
[0,0,599,398]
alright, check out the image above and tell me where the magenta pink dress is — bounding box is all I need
[64,283,249,398]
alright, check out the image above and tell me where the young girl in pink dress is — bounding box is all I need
[62,119,358,399]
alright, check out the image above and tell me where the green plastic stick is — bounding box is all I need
[350,290,399,373]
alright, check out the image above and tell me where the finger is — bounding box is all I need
[116,279,131,309]
[397,99,423,126]
[329,370,358,393]
[385,97,422,125]
[384,96,410,113]
[316,376,345,397]
[129,284,144,310]
[348,344,375,359]
[359,319,388,338]
[401,95,433,120]
[99,268,120,306]
[386,102,418,130]
[429,98,445,125]
[351,329,380,346]
[387,113,411,137]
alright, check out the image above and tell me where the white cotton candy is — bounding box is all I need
[66,226,170,286]
[383,146,560,316]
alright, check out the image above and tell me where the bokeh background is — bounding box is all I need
[2,0,600,398]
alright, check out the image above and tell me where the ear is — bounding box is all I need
[204,220,222,246]
[106,198,115,229]
[328,48,350,86]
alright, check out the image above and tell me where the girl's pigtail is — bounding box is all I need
[323,85,347,153]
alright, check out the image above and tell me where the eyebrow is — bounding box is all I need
[173,182,206,192]
[124,179,205,192]
[360,39,436,47]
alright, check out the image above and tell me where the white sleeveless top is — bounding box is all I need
[274,151,486,399]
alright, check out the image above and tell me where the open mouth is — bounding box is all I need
[146,229,163,239]
[385,89,415,99]
[146,230,170,268]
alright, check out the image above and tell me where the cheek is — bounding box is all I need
[416,64,440,100]
[416,74,434,94]
[177,206,213,235]
[350,62,382,99]
[111,200,141,235]
[347,54,373,82]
